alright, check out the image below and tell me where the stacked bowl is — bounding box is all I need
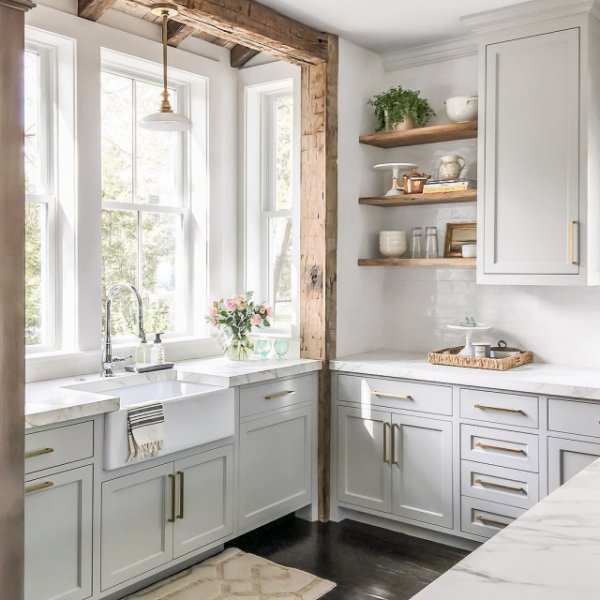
[379,230,407,257]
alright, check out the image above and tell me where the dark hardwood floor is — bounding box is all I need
[227,516,470,600]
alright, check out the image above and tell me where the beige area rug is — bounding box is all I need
[127,547,336,600]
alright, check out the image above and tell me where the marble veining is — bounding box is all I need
[412,458,600,600]
[331,350,600,401]
[26,356,321,428]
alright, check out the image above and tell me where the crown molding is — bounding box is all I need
[462,0,600,34]
[381,36,477,72]
[0,0,35,10]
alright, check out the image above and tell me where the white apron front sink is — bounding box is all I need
[65,374,235,470]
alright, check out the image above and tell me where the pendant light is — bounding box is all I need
[139,3,193,131]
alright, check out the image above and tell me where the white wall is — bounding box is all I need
[338,42,600,368]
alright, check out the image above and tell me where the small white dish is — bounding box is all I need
[461,244,477,258]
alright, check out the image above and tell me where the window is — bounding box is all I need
[24,43,57,349]
[245,79,299,335]
[100,68,189,338]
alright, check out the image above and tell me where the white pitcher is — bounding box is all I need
[438,155,466,180]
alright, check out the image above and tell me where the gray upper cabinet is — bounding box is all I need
[474,4,600,285]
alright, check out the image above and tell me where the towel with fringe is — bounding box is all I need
[127,403,165,462]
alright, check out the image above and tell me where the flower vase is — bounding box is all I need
[223,335,253,361]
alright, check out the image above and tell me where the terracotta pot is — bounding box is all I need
[392,115,415,131]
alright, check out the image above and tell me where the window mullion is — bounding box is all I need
[137,210,143,302]
[132,78,137,204]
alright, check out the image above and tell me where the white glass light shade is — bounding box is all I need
[139,110,192,132]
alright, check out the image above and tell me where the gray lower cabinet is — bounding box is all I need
[548,437,600,493]
[101,444,233,591]
[337,406,453,528]
[239,404,312,532]
[25,465,93,600]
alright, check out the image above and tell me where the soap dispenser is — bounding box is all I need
[150,333,165,365]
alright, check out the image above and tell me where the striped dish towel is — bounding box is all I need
[127,403,165,462]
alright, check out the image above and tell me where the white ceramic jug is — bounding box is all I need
[438,155,466,180]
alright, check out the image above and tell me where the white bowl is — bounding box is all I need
[380,244,407,258]
[461,244,477,258]
[379,230,405,237]
[445,96,478,123]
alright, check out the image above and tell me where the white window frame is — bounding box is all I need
[244,78,300,338]
[100,61,193,341]
[24,29,76,354]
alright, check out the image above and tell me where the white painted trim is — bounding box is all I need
[462,0,600,34]
[381,36,477,71]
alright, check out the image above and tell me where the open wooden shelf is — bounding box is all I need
[358,257,476,268]
[359,121,478,148]
[360,189,477,207]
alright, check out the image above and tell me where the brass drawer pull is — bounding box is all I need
[475,478,525,494]
[475,442,526,455]
[391,424,399,465]
[372,391,413,401]
[25,447,54,460]
[168,474,176,523]
[476,515,510,529]
[177,471,184,519]
[25,481,54,494]
[265,390,296,400]
[474,403,524,414]
[383,423,390,464]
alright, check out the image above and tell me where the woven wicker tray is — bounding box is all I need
[428,345,533,371]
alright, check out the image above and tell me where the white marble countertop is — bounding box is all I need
[25,356,321,429]
[331,350,600,400]
[412,456,600,600]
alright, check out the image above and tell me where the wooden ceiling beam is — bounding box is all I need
[132,0,328,65]
[230,44,259,68]
[167,20,194,47]
[78,0,118,20]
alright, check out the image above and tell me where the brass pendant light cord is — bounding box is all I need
[160,10,172,113]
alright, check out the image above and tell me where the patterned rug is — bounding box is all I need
[127,547,336,599]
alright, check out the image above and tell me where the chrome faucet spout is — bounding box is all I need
[102,283,146,377]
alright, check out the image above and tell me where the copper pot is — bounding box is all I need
[402,173,430,194]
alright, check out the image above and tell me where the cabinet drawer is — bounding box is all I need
[461,497,525,539]
[240,375,316,418]
[338,375,452,416]
[461,424,538,472]
[460,388,538,428]
[548,398,600,438]
[25,421,94,475]
[461,460,539,509]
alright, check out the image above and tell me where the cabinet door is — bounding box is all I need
[391,414,453,528]
[25,466,93,600]
[239,405,312,532]
[101,463,173,591]
[548,437,600,493]
[337,406,392,513]
[173,445,234,558]
[483,28,580,277]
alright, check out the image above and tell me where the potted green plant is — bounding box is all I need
[368,86,436,132]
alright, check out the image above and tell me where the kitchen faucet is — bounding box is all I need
[102,283,146,377]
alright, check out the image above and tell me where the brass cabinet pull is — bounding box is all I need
[177,471,184,519]
[475,478,525,494]
[391,424,399,465]
[570,220,578,265]
[476,515,509,529]
[168,474,176,523]
[265,390,296,400]
[25,447,54,460]
[383,423,390,464]
[372,391,413,401]
[475,442,527,455]
[25,481,54,494]
[474,403,524,414]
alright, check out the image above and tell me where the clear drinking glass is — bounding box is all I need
[274,338,290,359]
[425,226,439,258]
[255,337,272,360]
[410,227,423,258]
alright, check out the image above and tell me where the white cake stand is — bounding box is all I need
[447,323,492,356]
[374,162,417,196]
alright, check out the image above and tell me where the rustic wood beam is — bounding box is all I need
[300,34,338,521]
[167,20,194,47]
[0,0,33,595]
[132,0,328,65]
[230,44,260,68]
[78,0,118,20]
